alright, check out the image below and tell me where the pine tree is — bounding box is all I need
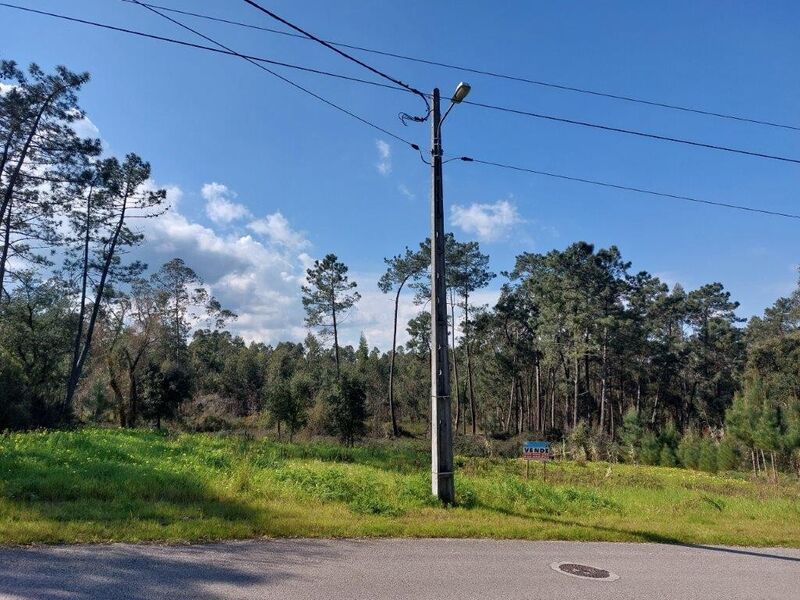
[301,254,360,377]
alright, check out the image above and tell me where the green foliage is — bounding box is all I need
[678,431,702,469]
[620,408,643,463]
[717,437,738,471]
[322,372,368,445]
[263,372,312,441]
[141,361,192,428]
[754,399,785,454]
[698,439,719,473]
[0,348,29,429]
[640,432,661,466]
[567,421,589,463]
[659,445,678,467]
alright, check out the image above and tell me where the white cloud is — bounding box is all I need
[398,184,416,200]
[247,212,309,250]
[375,139,392,176]
[202,182,251,224]
[72,116,101,140]
[136,181,501,350]
[451,199,523,241]
[139,183,309,345]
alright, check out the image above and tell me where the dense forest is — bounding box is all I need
[2,60,799,476]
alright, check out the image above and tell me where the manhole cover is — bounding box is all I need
[550,562,619,581]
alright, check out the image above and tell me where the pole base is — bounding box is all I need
[432,471,455,505]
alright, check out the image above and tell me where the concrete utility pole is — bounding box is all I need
[429,82,470,504]
[430,87,454,504]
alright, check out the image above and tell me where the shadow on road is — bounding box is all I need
[0,539,340,600]
[478,501,800,563]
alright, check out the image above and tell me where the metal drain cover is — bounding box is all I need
[550,562,619,581]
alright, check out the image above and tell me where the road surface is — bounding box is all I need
[1,538,798,599]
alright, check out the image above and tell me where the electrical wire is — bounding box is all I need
[4,3,797,165]
[456,156,800,220]
[129,0,422,148]
[0,2,408,94]
[239,0,430,118]
[122,0,800,132]
[461,99,800,165]
[0,2,418,149]
[5,0,797,222]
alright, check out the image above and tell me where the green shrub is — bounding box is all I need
[717,437,738,471]
[678,432,701,469]
[321,372,367,445]
[698,439,719,473]
[453,434,491,458]
[568,422,589,463]
[659,445,678,467]
[620,407,643,463]
[640,432,661,465]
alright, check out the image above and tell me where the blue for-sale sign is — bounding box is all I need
[523,441,551,461]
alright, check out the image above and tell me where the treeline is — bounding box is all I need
[2,60,799,475]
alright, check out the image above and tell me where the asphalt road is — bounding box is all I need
[1,538,798,599]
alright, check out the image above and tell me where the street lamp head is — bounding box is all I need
[451,82,471,104]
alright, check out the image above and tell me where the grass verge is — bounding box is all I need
[1,428,798,546]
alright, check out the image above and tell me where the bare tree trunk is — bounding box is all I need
[526,374,532,432]
[450,288,461,433]
[600,327,607,432]
[387,278,408,437]
[0,200,12,302]
[504,378,516,432]
[535,359,541,432]
[573,350,579,429]
[636,379,641,413]
[64,188,129,416]
[67,186,94,399]
[331,294,340,377]
[464,293,477,435]
[108,359,126,427]
[0,87,61,293]
[610,397,615,439]
[123,349,141,427]
[650,392,659,425]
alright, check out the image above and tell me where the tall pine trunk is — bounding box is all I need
[450,288,461,434]
[387,277,408,437]
[573,350,579,429]
[64,188,129,417]
[0,87,61,294]
[600,327,608,432]
[331,294,340,377]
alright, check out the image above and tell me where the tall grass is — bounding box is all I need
[0,428,798,546]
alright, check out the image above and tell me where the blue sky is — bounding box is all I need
[4,1,799,347]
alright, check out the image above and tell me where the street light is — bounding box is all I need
[430,82,470,505]
[451,82,471,104]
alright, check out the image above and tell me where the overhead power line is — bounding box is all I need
[461,99,800,165]
[455,156,800,220]
[131,0,420,146]
[1,2,416,148]
[240,0,429,114]
[5,3,796,166]
[3,5,792,223]
[0,2,406,93]
[123,0,800,132]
